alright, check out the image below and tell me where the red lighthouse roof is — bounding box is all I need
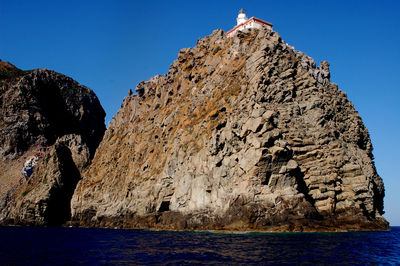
[227,10,273,37]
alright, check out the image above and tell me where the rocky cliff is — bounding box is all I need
[71,28,388,231]
[0,60,105,225]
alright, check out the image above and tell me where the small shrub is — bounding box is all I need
[213,46,222,55]
[0,68,32,80]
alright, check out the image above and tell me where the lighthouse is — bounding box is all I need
[227,9,273,37]
[236,8,248,25]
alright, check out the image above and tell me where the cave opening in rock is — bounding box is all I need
[158,201,170,212]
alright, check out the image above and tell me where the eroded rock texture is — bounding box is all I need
[0,60,105,225]
[71,29,388,231]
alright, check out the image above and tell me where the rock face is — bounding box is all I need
[0,61,105,159]
[0,60,106,225]
[71,29,388,231]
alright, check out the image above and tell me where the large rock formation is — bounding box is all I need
[71,28,388,231]
[0,60,106,225]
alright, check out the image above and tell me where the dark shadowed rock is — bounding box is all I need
[0,60,106,225]
[0,61,105,159]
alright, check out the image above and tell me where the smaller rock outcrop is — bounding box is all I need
[0,60,106,225]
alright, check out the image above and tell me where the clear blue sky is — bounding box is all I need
[1,0,399,225]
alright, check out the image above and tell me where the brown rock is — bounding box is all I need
[68,28,388,231]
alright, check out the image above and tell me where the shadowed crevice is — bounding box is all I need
[46,144,81,226]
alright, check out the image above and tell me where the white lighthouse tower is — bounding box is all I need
[236,8,248,25]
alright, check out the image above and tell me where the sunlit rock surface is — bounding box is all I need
[71,29,388,231]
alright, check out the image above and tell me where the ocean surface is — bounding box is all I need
[0,226,399,265]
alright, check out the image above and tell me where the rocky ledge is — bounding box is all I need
[70,28,388,231]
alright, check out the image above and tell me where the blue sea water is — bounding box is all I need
[0,226,399,265]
